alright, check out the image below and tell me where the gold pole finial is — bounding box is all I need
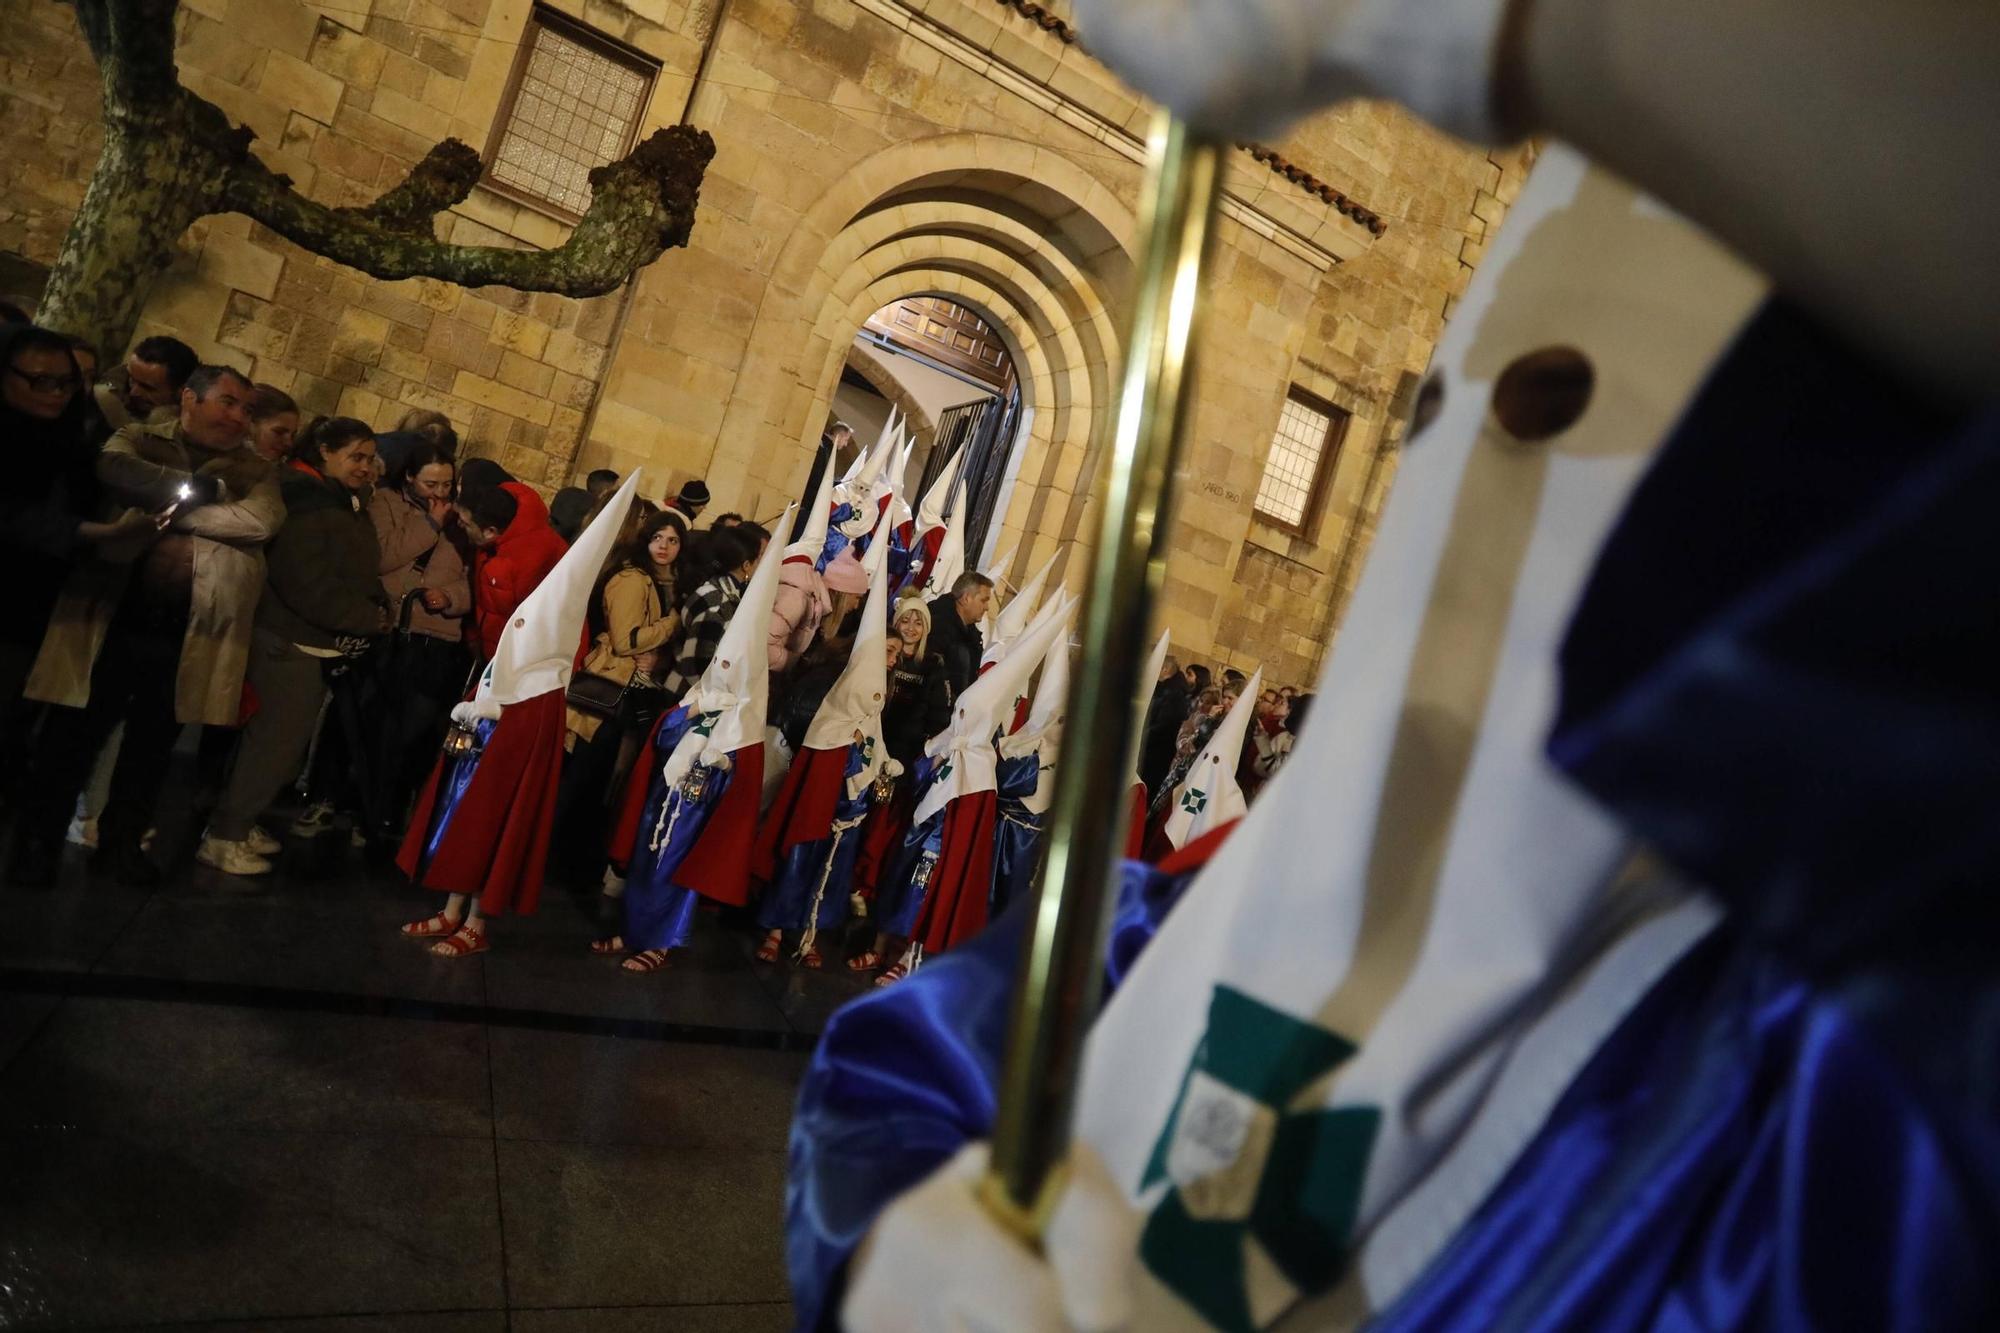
[982,111,1224,1236]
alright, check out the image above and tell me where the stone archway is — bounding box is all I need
[706,131,1135,593]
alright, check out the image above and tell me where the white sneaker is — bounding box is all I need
[289,801,335,838]
[244,826,283,857]
[197,836,274,877]
[65,815,99,849]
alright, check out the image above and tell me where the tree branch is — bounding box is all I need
[222,125,715,295]
[338,139,484,235]
[86,0,182,108]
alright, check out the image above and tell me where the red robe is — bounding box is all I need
[753,744,850,883]
[397,688,567,917]
[853,779,914,900]
[673,743,765,907]
[1125,781,1149,860]
[603,709,767,907]
[607,710,668,874]
[912,789,999,955]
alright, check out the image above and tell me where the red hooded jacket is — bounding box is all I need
[469,482,567,659]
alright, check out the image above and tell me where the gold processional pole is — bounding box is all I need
[981,111,1224,1237]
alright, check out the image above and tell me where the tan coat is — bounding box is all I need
[367,486,470,641]
[566,566,679,744]
[27,418,284,727]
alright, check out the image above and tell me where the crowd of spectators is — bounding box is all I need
[0,304,1000,902]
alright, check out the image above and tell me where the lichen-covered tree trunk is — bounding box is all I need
[45,0,712,355]
[38,111,227,353]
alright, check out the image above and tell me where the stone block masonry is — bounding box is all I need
[0,0,1528,680]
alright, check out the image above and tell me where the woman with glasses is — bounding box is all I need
[0,325,160,794]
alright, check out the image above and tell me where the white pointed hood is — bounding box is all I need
[466,470,642,716]
[839,407,895,488]
[787,448,836,565]
[979,550,1057,672]
[914,445,959,534]
[661,506,794,784]
[844,416,896,497]
[890,435,917,515]
[999,590,1075,749]
[914,594,1071,826]
[867,422,905,507]
[1132,628,1173,789]
[837,423,900,540]
[918,480,969,600]
[983,544,1016,587]
[976,544,1012,639]
[1012,600,1076,815]
[1161,668,1260,850]
[802,503,900,793]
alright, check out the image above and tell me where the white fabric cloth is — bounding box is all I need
[919,480,970,601]
[803,503,901,794]
[1001,597,1077,816]
[1068,147,1768,1327]
[478,470,641,709]
[843,1142,1140,1333]
[662,504,793,786]
[786,447,836,563]
[981,552,1058,672]
[913,598,1071,827]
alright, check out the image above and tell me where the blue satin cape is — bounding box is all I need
[988,752,1043,919]
[418,717,497,868]
[870,754,942,938]
[785,855,1190,1330]
[758,744,872,934]
[621,705,730,953]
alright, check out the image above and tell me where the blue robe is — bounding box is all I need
[417,717,495,868]
[818,503,858,569]
[758,744,874,936]
[621,706,730,953]
[786,857,1187,1331]
[870,755,943,938]
[782,301,2000,1331]
[988,751,1044,918]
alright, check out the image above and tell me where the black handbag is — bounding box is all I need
[565,670,629,718]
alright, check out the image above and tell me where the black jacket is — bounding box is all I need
[1,325,97,648]
[1139,678,1192,795]
[926,593,984,702]
[257,467,387,649]
[884,652,952,766]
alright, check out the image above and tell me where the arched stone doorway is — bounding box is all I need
[836,294,1025,566]
[708,131,1133,594]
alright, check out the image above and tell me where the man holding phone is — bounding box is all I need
[11,364,284,886]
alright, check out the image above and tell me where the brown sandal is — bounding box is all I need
[401,912,460,939]
[799,947,823,969]
[846,950,882,972]
[755,931,783,963]
[621,949,672,973]
[430,926,489,958]
[589,935,625,956]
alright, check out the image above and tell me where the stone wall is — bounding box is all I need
[0,0,1528,686]
[0,0,709,484]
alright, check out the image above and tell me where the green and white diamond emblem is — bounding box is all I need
[1139,985,1379,1332]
